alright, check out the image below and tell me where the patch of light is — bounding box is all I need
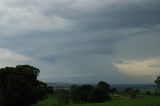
[114,58,160,76]
[0,48,31,62]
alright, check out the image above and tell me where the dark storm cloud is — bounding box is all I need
[0,0,160,83]
[0,0,159,62]
[2,31,128,63]
[42,0,160,30]
[102,0,160,28]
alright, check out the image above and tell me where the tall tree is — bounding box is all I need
[0,65,47,106]
[70,81,111,104]
[155,76,160,89]
[80,85,93,103]
[55,89,70,106]
[70,84,81,104]
[89,81,110,103]
[97,81,110,102]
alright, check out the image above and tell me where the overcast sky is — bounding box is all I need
[0,0,160,84]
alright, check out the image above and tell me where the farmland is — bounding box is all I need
[35,95,160,106]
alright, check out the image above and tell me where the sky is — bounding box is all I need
[0,0,160,84]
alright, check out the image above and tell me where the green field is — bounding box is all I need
[34,95,58,106]
[34,95,160,106]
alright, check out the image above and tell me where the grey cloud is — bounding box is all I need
[2,31,129,63]
[114,61,125,64]
[43,0,160,30]
[114,34,160,60]
[1,0,159,37]
[149,64,160,68]
[0,0,159,83]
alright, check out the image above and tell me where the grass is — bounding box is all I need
[34,95,58,106]
[34,95,160,106]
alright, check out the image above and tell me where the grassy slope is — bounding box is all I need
[68,96,160,106]
[34,95,58,106]
[35,95,160,106]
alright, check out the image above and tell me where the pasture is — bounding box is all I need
[35,95,160,106]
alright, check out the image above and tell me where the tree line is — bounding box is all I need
[70,81,111,104]
[50,81,111,106]
[0,65,159,106]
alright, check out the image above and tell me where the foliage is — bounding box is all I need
[146,91,151,95]
[155,76,160,88]
[111,88,118,93]
[70,81,110,104]
[54,89,70,106]
[79,85,93,103]
[125,88,133,93]
[0,65,47,106]
[70,84,82,104]
[46,86,54,94]
[125,88,141,99]
[89,81,110,103]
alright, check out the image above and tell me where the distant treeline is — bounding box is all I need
[49,81,111,106]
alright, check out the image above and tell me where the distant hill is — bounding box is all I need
[46,82,157,90]
[46,82,72,89]
[110,84,157,91]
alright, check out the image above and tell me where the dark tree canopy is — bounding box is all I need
[89,81,110,103]
[70,84,81,104]
[0,65,47,106]
[80,85,93,103]
[155,76,160,88]
[70,81,110,104]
